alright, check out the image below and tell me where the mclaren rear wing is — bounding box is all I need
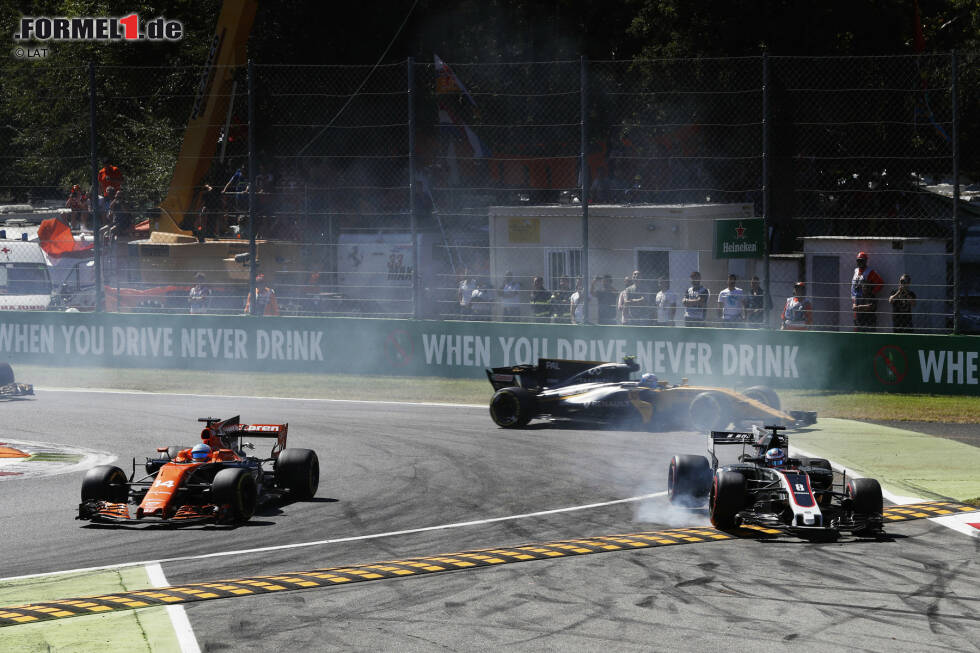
[198,416,288,457]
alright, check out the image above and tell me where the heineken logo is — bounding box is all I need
[714,218,763,259]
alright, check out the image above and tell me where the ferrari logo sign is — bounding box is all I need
[713,218,764,259]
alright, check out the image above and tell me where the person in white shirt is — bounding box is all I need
[188,272,211,314]
[716,273,745,326]
[457,269,476,319]
[569,278,586,324]
[654,277,677,326]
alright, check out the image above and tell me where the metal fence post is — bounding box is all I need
[408,56,419,319]
[247,58,257,314]
[761,52,771,328]
[951,51,960,334]
[580,55,590,323]
[88,61,103,313]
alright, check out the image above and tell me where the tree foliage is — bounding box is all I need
[0,0,977,206]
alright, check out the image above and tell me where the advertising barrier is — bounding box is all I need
[0,311,978,395]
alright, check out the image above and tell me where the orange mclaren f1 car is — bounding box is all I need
[487,358,816,431]
[77,416,319,525]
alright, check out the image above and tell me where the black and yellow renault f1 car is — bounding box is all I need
[77,416,319,526]
[486,358,816,431]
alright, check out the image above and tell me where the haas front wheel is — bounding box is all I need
[709,470,746,529]
[667,455,712,507]
[489,387,536,428]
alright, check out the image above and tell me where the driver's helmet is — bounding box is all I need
[764,447,786,467]
[191,443,211,461]
[639,373,659,388]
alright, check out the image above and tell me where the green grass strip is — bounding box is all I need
[0,567,180,651]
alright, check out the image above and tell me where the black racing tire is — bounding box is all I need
[802,457,833,490]
[689,392,730,432]
[0,362,13,386]
[847,477,883,516]
[667,454,712,507]
[742,385,781,411]
[709,470,746,529]
[489,387,536,428]
[213,467,257,523]
[81,465,129,502]
[275,448,320,499]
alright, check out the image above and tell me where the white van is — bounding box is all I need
[0,239,53,310]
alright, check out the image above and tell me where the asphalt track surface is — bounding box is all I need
[2,391,979,651]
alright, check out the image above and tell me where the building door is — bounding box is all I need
[811,255,839,330]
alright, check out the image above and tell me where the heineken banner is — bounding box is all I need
[0,311,978,395]
[714,217,764,259]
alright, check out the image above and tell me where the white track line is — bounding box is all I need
[145,563,200,653]
[37,386,486,408]
[0,491,667,583]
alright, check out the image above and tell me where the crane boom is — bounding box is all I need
[156,0,257,235]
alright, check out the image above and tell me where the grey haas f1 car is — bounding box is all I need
[667,425,884,539]
[78,416,319,526]
[0,362,33,400]
[486,357,816,431]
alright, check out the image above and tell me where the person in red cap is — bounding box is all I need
[851,251,883,332]
[781,282,813,330]
[244,273,280,316]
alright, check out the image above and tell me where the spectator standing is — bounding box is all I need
[498,271,522,321]
[852,282,877,332]
[591,275,617,325]
[618,273,644,325]
[682,271,709,326]
[529,276,551,322]
[470,279,494,320]
[245,273,280,316]
[889,274,917,333]
[745,275,772,327]
[781,282,813,330]
[188,273,211,314]
[851,251,884,332]
[654,277,677,326]
[457,269,476,319]
[549,277,572,323]
[717,273,746,327]
[569,278,586,324]
[108,188,133,240]
[65,185,88,231]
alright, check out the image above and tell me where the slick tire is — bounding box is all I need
[276,448,320,499]
[667,454,712,507]
[81,465,129,502]
[490,387,536,428]
[847,477,883,516]
[213,467,257,524]
[689,392,729,432]
[709,470,746,530]
[742,385,780,411]
[0,362,13,386]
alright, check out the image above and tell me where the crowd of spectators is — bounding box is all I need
[445,255,919,332]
